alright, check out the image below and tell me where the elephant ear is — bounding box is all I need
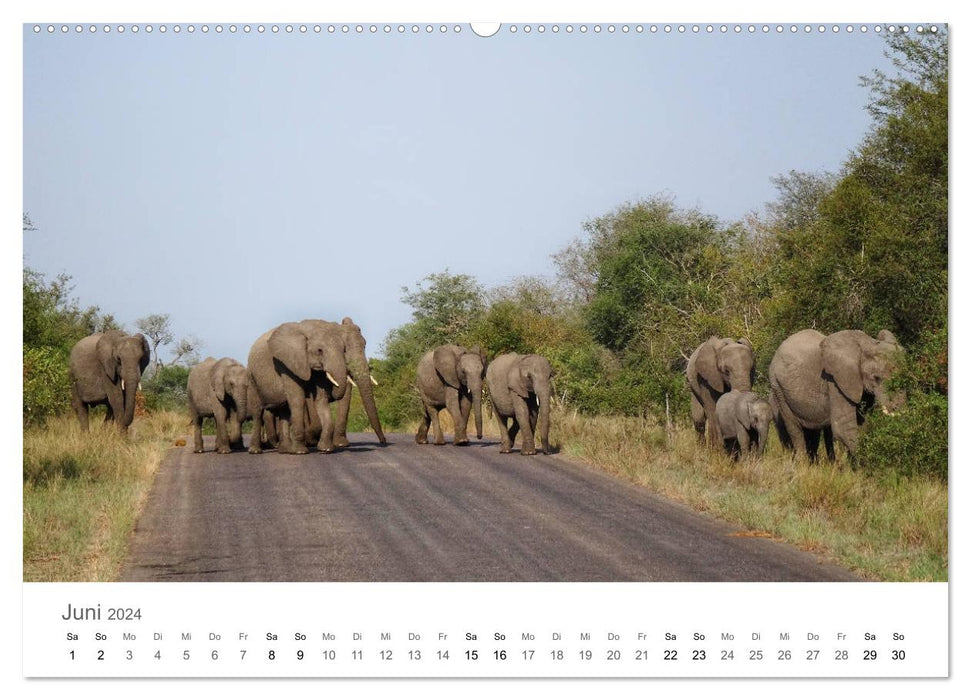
[821,332,864,404]
[96,334,119,382]
[508,360,530,399]
[268,323,311,381]
[135,334,151,374]
[696,338,725,393]
[433,346,461,388]
[210,360,228,402]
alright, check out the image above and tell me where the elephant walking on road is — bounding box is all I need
[715,391,773,459]
[187,357,250,454]
[686,336,755,447]
[247,318,385,455]
[69,330,150,432]
[768,329,905,460]
[415,345,487,446]
[486,353,553,455]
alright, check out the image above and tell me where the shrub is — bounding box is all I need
[857,391,948,481]
[141,365,191,412]
[23,345,71,426]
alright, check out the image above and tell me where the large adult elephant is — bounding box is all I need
[68,330,150,432]
[486,353,553,455]
[686,336,755,446]
[247,318,385,454]
[768,329,905,460]
[187,357,250,454]
[415,344,487,446]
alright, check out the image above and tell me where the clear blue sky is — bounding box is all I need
[23,25,894,362]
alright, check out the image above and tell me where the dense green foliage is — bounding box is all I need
[22,269,117,424]
[374,32,948,480]
[141,365,191,412]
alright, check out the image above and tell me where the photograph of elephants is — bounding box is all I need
[23,23,947,584]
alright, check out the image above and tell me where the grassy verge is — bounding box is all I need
[23,411,188,582]
[550,410,947,582]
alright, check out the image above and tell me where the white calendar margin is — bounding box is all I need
[23,582,948,678]
[7,0,961,695]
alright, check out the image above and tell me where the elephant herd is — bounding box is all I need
[66,320,903,463]
[687,329,905,461]
[67,319,554,457]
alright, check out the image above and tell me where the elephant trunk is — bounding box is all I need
[121,366,141,428]
[755,425,768,456]
[235,388,248,430]
[348,358,386,444]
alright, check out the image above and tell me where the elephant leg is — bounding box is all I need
[71,384,89,431]
[429,404,446,445]
[281,379,309,454]
[690,391,706,444]
[823,427,836,462]
[105,383,125,432]
[277,413,294,453]
[263,410,278,448]
[304,398,322,447]
[445,387,468,445]
[804,429,821,462]
[773,396,806,456]
[507,419,520,450]
[416,403,432,444]
[103,404,114,425]
[829,397,859,458]
[249,405,265,454]
[311,391,335,453]
[190,406,204,453]
[495,414,512,453]
[725,438,740,460]
[736,422,750,455]
[701,391,720,448]
[333,384,352,448]
[213,403,231,454]
[512,396,535,455]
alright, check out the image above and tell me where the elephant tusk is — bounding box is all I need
[370,375,378,386]
[138,382,142,391]
[121,379,125,392]
[347,376,358,388]
[536,395,540,407]
[325,371,341,387]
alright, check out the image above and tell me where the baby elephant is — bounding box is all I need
[715,391,773,458]
[187,357,251,454]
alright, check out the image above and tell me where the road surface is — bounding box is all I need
[119,433,858,582]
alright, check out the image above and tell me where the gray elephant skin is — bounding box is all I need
[187,357,250,454]
[686,336,755,446]
[715,391,773,458]
[415,344,487,445]
[769,329,904,460]
[69,330,150,432]
[486,353,553,455]
[247,318,385,454]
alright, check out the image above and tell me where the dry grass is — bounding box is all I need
[549,410,947,581]
[23,411,188,581]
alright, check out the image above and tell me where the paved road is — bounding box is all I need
[119,433,858,582]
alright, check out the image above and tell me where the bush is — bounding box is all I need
[857,391,948,481]
[141,365,191,412]
[23,345,72,426]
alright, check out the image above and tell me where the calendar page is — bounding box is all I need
[18,0,953,687]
